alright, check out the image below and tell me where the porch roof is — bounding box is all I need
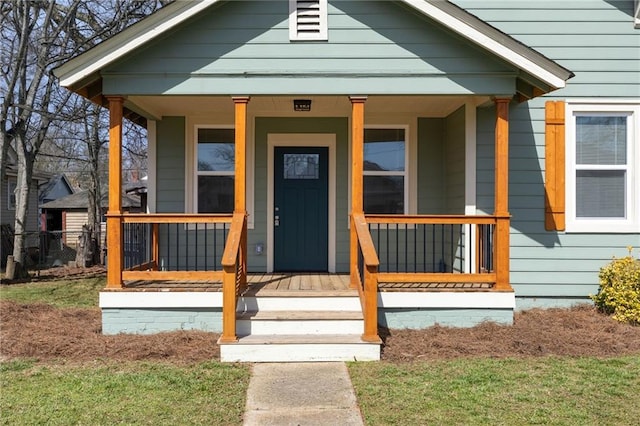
[54,0,573,119]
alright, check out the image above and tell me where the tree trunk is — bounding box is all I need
[8,134,34,279]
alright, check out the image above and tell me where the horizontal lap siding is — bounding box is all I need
[156,117,186,213]
[104,1,516,95]
[456,0,640,297]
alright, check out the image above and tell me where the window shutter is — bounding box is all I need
[545,100,566,231]
[289,0,328,40]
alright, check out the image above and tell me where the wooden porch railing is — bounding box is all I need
[220,212,248,342]
[351,213,381,343]
[119,213,234,282]
[365,214,512,291]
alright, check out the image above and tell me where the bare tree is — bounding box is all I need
[1,0,168,278]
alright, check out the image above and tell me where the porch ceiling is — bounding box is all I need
[128,95,485,120]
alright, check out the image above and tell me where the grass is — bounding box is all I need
[0,359,251,426]
[0,276,104,308]
[349,356,640,425]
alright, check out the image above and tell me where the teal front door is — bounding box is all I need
[274,146,328,271]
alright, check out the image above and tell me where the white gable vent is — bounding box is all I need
[289,0,328,41]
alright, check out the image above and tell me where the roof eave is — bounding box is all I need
[403,0,574,92]
[54,0,221,88]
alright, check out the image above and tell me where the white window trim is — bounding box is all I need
[565,99,640,233]
[363,124,410,215]
[186,121,255,229]
[289,0,328,41]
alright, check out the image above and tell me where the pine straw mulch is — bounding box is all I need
[1,300,639,365]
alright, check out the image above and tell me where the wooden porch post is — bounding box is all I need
[233,97,250,214]
[493,97,512,291]
[233,96,249,283]
[106,96,124,289]
[350,96,366,288]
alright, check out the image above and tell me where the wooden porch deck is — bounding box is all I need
[118,273,493,293]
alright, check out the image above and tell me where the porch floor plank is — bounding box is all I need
[119,274,494,293]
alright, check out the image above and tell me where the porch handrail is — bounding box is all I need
[364,213,511,291]
[351,213,380,343]
[113,213,234,282]
[220,212,248,343]
[365,214,503,225]
[120,213,234,224]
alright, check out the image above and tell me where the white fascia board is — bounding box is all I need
[56,0,220,88]
[402,0,567,90]
[99,291,223,309]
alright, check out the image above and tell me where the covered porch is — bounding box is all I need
[103,94,514,344]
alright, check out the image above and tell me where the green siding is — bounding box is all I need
[417,118,445,214]
[464,1,640,299]
[103,0,518,96]
[156,116,185,212]
[444,106,466,214]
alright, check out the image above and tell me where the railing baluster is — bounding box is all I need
[404,223,408,273]
[385,223,389,273]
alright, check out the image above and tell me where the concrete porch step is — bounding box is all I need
[219,334,381,362]
[236,310,364,335]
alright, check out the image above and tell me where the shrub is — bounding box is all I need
[591,249,640,325]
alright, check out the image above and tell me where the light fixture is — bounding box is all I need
[293,99,311,112]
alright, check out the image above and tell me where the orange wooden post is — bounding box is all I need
[106,96,124,289]
[220,264,238,342]
[233,97,249,214]
[350,96,366,289]
[362,265,379,342]
[493,98,512,291]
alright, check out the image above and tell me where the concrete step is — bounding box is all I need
[237,295,361,312]
[219,334,381,362]
[236,310,364,335]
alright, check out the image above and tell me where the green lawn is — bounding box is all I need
[1,360,251,426]
[349,357,640,425]
[3,278,639,425]
[0,276,104,308]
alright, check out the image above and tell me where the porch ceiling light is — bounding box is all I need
[293,99,311,112]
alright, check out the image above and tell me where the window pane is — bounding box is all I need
[576,116,626,165]
[198,176,234,213]
[364,129,405,171]
[364,176,404,214]
[198,128,235,171]
[284,154,319,179]
[576,170,625,218]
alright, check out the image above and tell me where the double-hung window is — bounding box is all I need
[566,101,639,232]
[363,127,407,214]
[196,127,235,213]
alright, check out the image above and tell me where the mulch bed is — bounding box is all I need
[1,300,639,365]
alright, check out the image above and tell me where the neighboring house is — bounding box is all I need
[54,0,639,362]
[40,190,141,241]
[1,145,51,267]
[39,174,75,232]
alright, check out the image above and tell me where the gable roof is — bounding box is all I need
[39,174,75,204]
[54,0,572,98]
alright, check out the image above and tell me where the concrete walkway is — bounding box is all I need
[243,362,364,426]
